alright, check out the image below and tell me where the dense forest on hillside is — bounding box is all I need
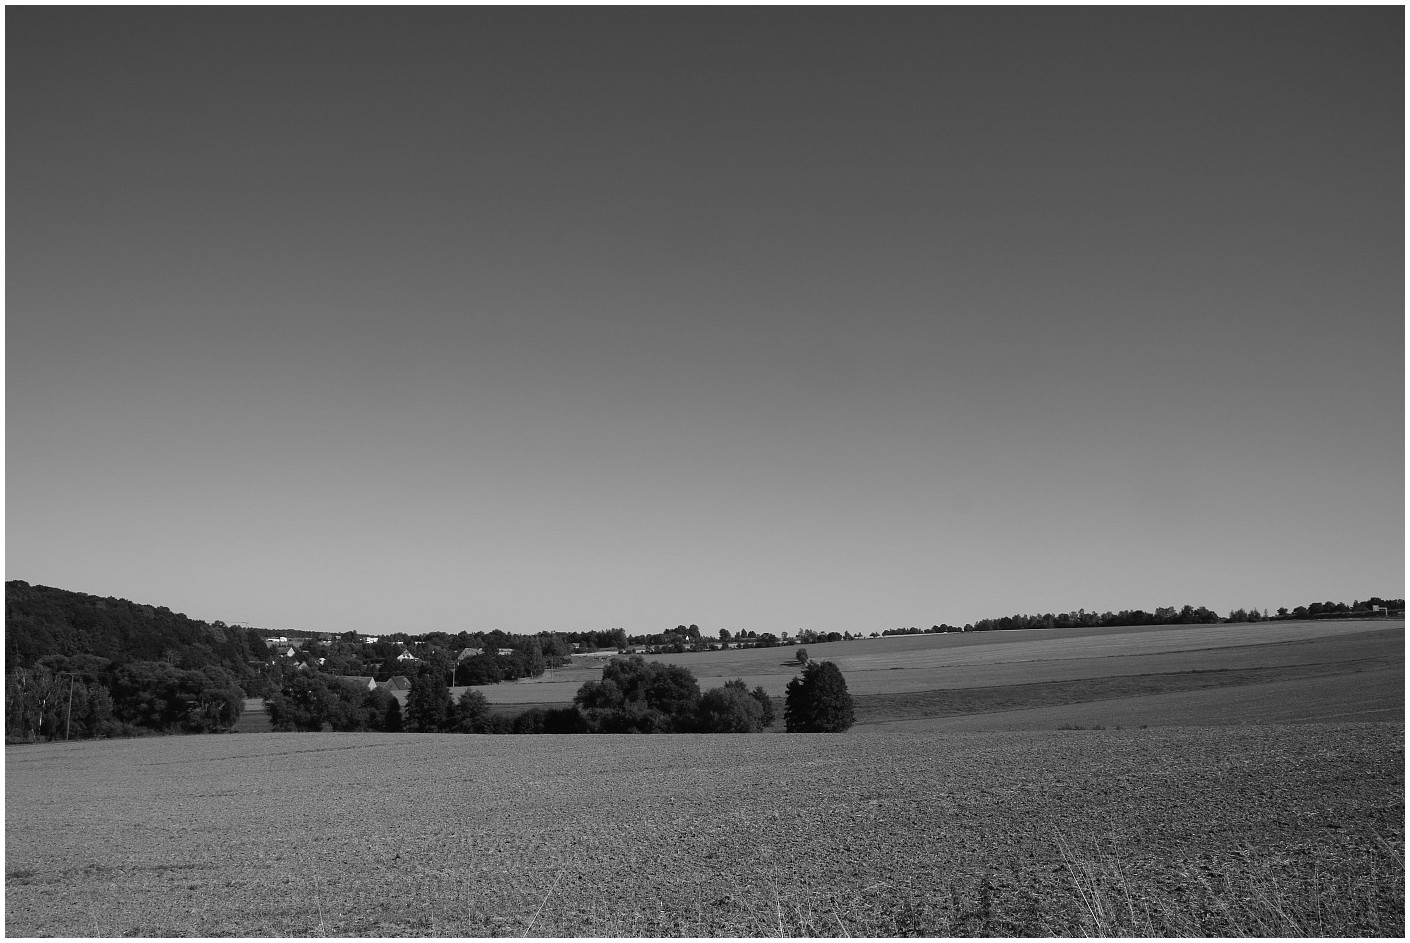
[5,581,270,742]
[6,581,270,675]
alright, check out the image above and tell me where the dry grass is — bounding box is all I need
[1052,829,1405,937]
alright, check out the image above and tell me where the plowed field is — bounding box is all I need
[6,720,1402,937]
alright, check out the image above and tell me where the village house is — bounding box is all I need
[456,647,519,659]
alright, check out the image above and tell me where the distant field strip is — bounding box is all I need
[474,625,1402,703]
[892,668,1405,733]
[821,620,1393,673]
[612,619,1397,679]
[851,655,1399,726]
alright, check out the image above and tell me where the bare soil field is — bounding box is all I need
[6,721,1401,937]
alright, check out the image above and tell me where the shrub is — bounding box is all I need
[784,661,855,732]
[481,713,515,734]
[511,707,549,734]
[696,682,765,733]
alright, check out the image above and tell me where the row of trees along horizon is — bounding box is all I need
[5,580,1401,742]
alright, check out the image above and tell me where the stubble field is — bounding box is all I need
[6,620,1404,937]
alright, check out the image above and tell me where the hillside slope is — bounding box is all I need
[5,580,268,676]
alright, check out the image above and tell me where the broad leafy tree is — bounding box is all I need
[695,681,765,733]
[268,672,333,732]
[574,656,702,732]
[456,689,493,733]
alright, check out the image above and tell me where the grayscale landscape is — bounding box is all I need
[7,618,1403,936]
[6,7,1402,938]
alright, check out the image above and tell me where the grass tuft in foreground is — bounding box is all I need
[1051,830,1404,938]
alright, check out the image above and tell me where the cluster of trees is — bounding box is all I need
[1270,598,1403,620]
[556,628,629,651]
[387,657,778,734]
[723,630,783,649]
[275,655,856,737]
[5,663,115,741]
[791,629,851,645]
[624,625,702,649]
[5,655,245,741]
[453,636,553,685]
[266,674,403,733]
[572,656,776,732]
[286,630,566,685]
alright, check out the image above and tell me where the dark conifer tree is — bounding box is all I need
[404,667,453,732]
[784,661,855,732]
[383,696,404,732]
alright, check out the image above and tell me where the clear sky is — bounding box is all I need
[7,8,1404,636]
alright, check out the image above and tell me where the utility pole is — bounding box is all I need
[65,673,75,741]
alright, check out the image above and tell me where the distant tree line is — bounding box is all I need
[1265,598,1404,621]
[894,605,1223,635]
[557,627,629,650]
[880,597,1405,637]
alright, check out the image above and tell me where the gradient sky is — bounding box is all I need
[7,8,1404,636]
